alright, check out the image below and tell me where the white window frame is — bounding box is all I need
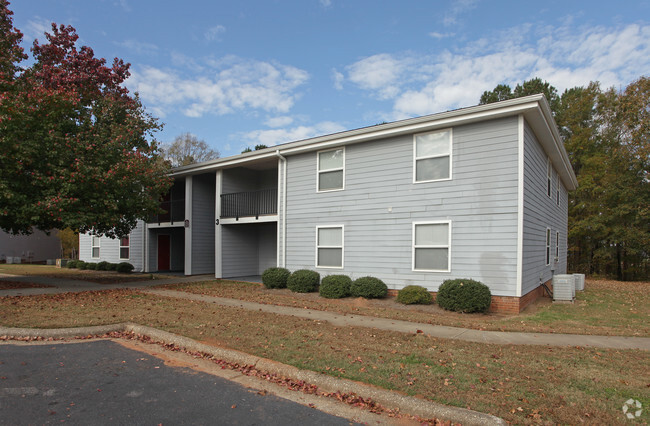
[317,147,345,193]
[555,231,560,262]
[412,220,451,272]
[555,172,560,206]
[547,157,552,198]
[119,235,130,260]
[545,227,551,266]
[315,225,344,269]
[91,235,100,259]
[413,129,453,184]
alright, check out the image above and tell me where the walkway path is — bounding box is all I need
[144,288,650,350]
[2,274,649,350]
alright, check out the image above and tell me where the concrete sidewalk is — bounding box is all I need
[145,288,650,350]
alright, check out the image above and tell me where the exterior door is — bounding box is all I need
[157,235,170,271]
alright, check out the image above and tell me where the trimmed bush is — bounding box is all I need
[96,261,110,271]
[261,267,291,289]
[397,285,433,305]
[116,262,134,273]
[76,261,88,270]
[84,262,97,270]
[319,275,352,299]
[107,263,118,271]
[66,260,79,269]
[436,278,491,313]
[287,269,320,293]
[350,276,388,299]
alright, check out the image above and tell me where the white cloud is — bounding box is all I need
[241,121,346,147]
[443,0,479,27]
[23,17,52,42]
[320,0,332,7]
[127,57,309,119]
[205,25,226,42]
[341,23,650,119]
[265,116,294,127]
[332,69,344,90]
[429,32,454,39]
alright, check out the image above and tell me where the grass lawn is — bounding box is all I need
[161,278,650,337]
[0,264,171,284]
[0,288,647,424]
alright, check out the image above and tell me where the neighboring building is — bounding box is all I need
[0,229,61,263]
[80,95,577,312]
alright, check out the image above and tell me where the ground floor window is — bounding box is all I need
[555,231,560,262]
[412,221,451,272]
[120,236,130,260]
[91,236,100,258]
[316,225,343,268]
[546,228,551,265]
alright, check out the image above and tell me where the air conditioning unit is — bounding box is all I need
[573,273,585,291]
[552,274,575,301]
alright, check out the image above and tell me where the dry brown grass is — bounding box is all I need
[0,264,170,284]
[162,278,650,337]
[0,289,647,424]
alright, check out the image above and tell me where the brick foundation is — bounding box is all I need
[389,280,554,314]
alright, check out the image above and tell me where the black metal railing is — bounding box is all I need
[221,188,277,219]
[150,199,185,224]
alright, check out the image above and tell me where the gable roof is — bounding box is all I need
[171,95,578,190]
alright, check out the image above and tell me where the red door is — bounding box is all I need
[157,235,170,271]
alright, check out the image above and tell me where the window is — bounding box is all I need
[317,148,344,192]
[316,226,343,268]
[555,231,560,262]
[413,221,451,272]
[547,158,552,198]
[120,236,130,260]
[91,236,100,258]
[556,173,560,206]
[545,228,551,266]
[414,129,452,183]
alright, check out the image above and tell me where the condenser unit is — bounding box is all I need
[553,274,575,301]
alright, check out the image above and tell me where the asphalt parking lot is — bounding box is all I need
[0,340,355,425]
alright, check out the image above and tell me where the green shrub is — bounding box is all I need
[96,261,110,271]
[397,285,433,305]
[436,279,491,313]
[319,275,352,299]
[116,262,134,273]
[85,262,97,270]
[350,276,388,299]
[287,269,320,293]
[107,263,118,271]
[66,260,79,269]
[261,267,291,289]
[76,261,88,270]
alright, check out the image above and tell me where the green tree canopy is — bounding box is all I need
[0,1,171,238]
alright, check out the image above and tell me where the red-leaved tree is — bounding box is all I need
[0,1,171,237]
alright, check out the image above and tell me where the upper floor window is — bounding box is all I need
[414,129,452,183]
[413,221,451,272]
[91,236,100,258]
[316,225,343,268]
[545,228,551,265]
[120,236,130,260]
[547,158,552,198]
[556,173,560,206]
[318,148,344,192]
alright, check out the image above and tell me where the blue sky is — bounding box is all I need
[11,0,650,157]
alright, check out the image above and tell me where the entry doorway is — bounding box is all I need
[157,234,171,271]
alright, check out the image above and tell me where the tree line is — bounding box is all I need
[481,77,649,280]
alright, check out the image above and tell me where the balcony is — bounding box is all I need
[221,188,277,220]
[150,198,185,225]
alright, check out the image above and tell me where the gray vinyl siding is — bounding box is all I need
[285,116,520,296]
[191,173,215,274]
[78,221,145,272]
[522,123,568,295]
[221,223,276,277]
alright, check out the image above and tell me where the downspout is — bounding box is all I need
[275,150,287,268]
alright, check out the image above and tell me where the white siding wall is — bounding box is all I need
[78,221,145,272]
[522,123,569,295]
[284,117,521,296]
